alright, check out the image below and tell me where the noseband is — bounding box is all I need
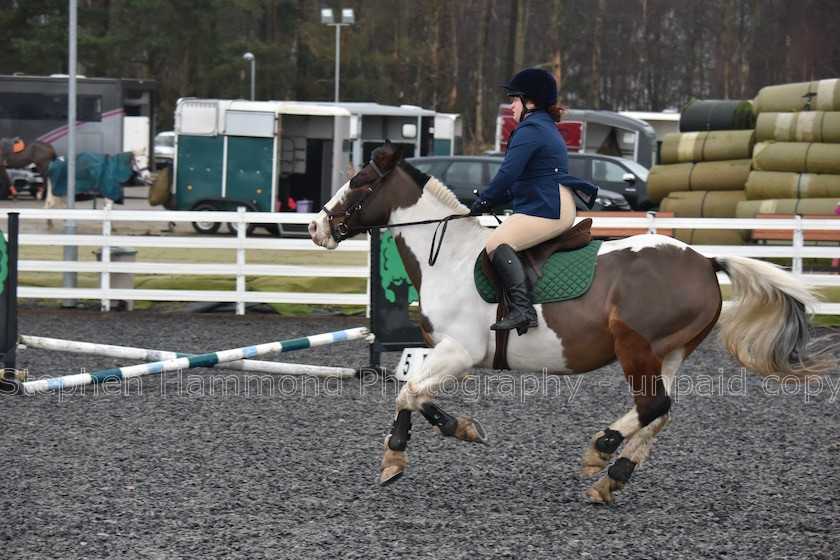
[323,158,392,243]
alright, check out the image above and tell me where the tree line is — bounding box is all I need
[1,0,838,153]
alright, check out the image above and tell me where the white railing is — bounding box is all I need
[2,208,840,315]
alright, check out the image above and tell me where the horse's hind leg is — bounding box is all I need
[587,414,669,503]
[585,344,683,503]
[580,409,644,479]
[580,318,679,489]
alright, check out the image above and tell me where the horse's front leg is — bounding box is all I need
[380,335,477,486]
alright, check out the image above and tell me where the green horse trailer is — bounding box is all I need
[172,98,352,235]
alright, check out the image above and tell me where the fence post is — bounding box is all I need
[646,210,657,235]
[236,206,246,315]
[1,213,19,376]
[100,205,112,311]
[793,214,804,275]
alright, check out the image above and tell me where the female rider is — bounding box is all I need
[470,68,599,335]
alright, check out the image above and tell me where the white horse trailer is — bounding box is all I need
[172,98,352,235]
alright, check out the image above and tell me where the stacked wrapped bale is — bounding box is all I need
[741,79,840,238]
[648,100,756,244]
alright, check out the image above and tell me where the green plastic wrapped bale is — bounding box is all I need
[660,130,755,164]
[753,141,840,174]
[674,229,745,245]
[735,198,840,217]
[660,190,746,245]
[734,198,840,241]
[689,159,753,191]
[753,79,840,115]
[659,190,746,218]
[755,111,840,143]
[647,163,693,203]
[745,171,840,199]
[647,160,752,203]
[679,99,756,132]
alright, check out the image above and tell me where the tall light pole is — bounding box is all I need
[242,52,255,100]
[321,8,354,102]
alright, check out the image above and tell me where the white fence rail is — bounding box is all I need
[2,208,840,315]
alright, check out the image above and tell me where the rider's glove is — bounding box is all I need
[469,199,490,216]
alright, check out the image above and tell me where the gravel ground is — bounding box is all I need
[2,311,839,560]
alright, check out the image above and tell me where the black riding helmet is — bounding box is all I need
[500,68,558,119]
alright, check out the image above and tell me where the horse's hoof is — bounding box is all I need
[379,466,404,486]
[579,465,604,480]
[585,486,611,504]
[454,416,489,443]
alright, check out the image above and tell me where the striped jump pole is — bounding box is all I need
[3,327,369,396]
[18,335,358,379]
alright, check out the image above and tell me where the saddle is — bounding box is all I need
[479,217,593,291]
[478,218,594,370]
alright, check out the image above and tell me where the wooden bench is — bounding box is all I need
[752,214,840,243]
[578,211,674,238]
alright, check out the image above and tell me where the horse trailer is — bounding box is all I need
[0,74,155,159]
[494,105,658,168]
[171,98,353,235]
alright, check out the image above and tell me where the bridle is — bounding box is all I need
[322,157,397,243]
[322,156,474,265]
[131,156,153,185]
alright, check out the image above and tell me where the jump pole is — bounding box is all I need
[2,327,369,396]
[18,335,359,379]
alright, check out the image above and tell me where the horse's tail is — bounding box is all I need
[713,255,836,378]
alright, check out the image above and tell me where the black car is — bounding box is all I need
[568,153,651,210]
[405,155,633,212]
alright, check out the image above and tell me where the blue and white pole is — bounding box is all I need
[18,335,359,379]
[7,327,369,396]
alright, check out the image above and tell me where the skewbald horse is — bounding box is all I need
[308,141,836,503]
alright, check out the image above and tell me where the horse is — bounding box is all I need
[0,139,56,199]
[43,149,152,229]
[308,140,837,503]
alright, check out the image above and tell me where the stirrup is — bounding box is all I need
[490,309,538,333]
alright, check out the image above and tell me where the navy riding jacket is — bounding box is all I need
[477,110,599,218]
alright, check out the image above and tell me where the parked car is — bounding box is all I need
[568,153,651,210]
[2,163,44,199]
[404,155,632,212]
[153,131,175,169]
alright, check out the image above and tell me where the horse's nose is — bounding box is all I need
[307,220,317,237]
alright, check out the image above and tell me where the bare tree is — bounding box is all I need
[588,0,605,108]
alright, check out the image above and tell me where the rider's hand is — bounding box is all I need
[469,199,490,216]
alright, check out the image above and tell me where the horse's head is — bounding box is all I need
[131,149,153,185]
[310,140,423,249]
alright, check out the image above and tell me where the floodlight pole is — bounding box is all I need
[321,8,355,103]
[243,52,255,100]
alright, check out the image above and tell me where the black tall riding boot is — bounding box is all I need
[490,244,538,335]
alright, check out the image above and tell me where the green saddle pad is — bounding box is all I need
[474,240,602,304]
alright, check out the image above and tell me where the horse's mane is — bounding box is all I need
[423,176,469,212]
[397,159,468,213]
